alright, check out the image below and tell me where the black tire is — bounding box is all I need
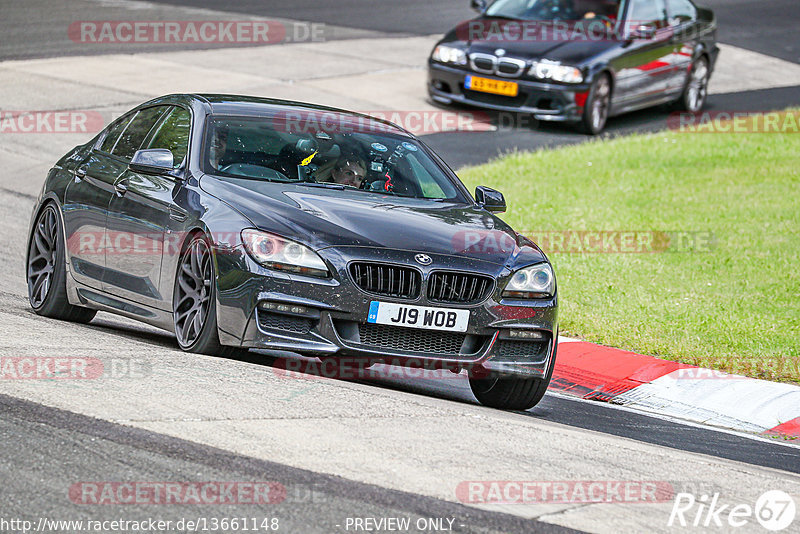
[173,232,241,357]
[580,73,612,135]
[26,203,97,323]
[469,341,558,410]
[673,56,709,113]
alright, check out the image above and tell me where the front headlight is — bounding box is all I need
[432,45,467,65]
[502,263,555,298]
[241,229,329,277]
[530,60,584,83]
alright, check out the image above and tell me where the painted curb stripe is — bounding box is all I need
[552,341,800,439]
[551,341,689,401]
[767,417,800,438]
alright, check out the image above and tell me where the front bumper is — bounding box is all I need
[215,246,558,379]
[428,62,590,122]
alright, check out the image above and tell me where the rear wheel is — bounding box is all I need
[173,233,240,357]
[580,73,612,135]
[26,203,96,323]
[469,342,557,410]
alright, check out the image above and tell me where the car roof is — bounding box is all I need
[188,93,413,138]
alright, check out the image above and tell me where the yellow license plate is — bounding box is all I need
[466,76,519,97]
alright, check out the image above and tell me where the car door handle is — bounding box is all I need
[114,181,128,196]
[169,206,187,222]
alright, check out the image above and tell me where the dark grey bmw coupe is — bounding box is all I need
[26,94,558,410]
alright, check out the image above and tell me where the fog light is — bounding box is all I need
[258,301,310,315]
[508,329,544,340]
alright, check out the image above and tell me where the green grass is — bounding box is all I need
[458,129,800,383]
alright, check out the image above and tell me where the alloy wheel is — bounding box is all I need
[27,206,58,308]
[174,238,213,347]
[591,77,611,132]
[686,58,709,112]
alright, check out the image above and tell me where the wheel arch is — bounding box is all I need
[26,195,68,274]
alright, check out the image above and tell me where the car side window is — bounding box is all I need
[666,0,697,25]
[628,0,667,29]
[146,106,192,167]
[99,114,133,153]
[111,106,169,161]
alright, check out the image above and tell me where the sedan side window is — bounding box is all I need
[628,0,668,29]
[666,0,697,25]
[99,114,133,153]
[111,106,169,161]
[146,106,192,167]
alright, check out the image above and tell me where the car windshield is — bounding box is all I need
[203,113,465,201]
[486,0,622,21]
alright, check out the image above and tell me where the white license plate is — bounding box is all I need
[367,301,470,332]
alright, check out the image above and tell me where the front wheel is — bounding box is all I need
[469,343,557,410]
[580,74,612,135]
[675,56,709,113]
[173,233,240,357]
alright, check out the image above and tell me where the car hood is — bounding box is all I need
[443,18,620,65]
[201,175,545,268]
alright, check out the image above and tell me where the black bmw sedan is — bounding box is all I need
[428,0,719,133]
[26,94,557,410]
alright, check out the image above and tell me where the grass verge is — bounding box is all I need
[458,128,799,383]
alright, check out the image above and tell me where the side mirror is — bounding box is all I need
[130,149,174,175]
[475,186,506,213]
[470,0,488,14]
[630,24,656,40]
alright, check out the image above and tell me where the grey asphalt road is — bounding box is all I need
[1,0,798,169]
[4,0,796,65]
[0,393,580,534]
[244,352,800,476]
[82,0,800,63]
[424,84,800,168]
[144,0,800,168]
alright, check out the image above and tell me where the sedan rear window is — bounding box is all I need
[112,106,169,161]
[202,114,466,202]
[99,114,133,153]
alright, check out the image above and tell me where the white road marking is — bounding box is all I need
[614,370,800,433]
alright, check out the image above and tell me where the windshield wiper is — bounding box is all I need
[293,181,357,191]
[292,181,453,201]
